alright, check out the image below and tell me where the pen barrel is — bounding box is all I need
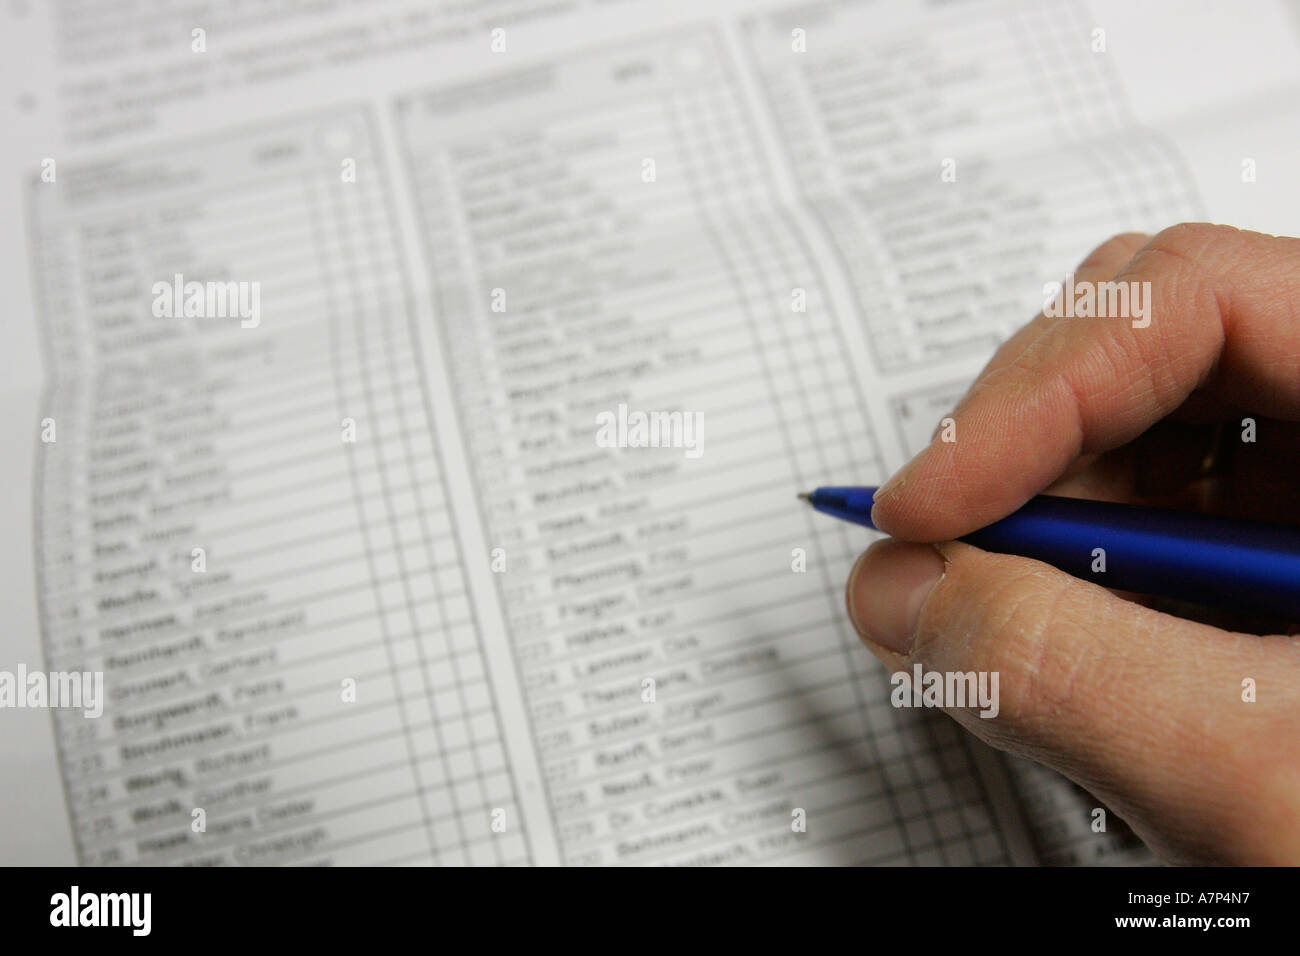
[964,496,1300,620]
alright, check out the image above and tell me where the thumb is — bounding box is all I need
[846,538,1300,865]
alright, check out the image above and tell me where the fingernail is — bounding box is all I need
[874,461,913,500]
[846,541,946,654]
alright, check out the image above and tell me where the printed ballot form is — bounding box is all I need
[3,0,1300,866]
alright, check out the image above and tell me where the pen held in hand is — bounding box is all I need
[801,485,1300,620]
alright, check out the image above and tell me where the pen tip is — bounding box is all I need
[797,492,812,502]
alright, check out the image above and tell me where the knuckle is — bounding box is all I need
[981,576,1078,733]
[917,555,1065,718]
[1138,222,1251,282]
[1079,232,1150,272]
[1148,222,1235,258]
[918,553,1128,757]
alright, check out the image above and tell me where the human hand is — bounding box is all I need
[848,224,1300,865]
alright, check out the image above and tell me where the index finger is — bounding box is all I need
[871,223,1300,541]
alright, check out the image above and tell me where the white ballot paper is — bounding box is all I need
[3,0,1300,866]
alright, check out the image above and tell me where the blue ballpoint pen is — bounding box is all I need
[800,486,1300,620]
